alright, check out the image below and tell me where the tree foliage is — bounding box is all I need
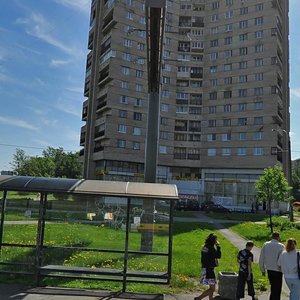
[292,159,300,191]
[10,147,82,179]
[255,165,292,232]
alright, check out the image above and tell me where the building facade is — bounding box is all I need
[80,0,290,206]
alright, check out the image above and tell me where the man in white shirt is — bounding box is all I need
[259,232,285,300]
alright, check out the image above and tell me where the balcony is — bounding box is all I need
[94,145,104,152]
[94,130,105,139]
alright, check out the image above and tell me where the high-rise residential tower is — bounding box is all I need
[80,0,290,206]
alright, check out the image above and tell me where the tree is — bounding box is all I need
[10,148,29,175]
[255,165,292,233]
[292,159,300,196]
[10,147,82,179]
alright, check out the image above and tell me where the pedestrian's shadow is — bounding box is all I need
[213,296,222,300]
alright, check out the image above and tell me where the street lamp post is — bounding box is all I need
[272,128,293,221]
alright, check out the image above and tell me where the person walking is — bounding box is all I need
[277,238,300,300]
[259,232,284,300]
[194,233,221,300]
[236,241,258,300]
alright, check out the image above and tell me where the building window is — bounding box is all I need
[254,132,263,140]
[135,83,143,92]
[224,104,231,112]
[137,43,145,50]
[239,75,248,83]
[211,26,219,34]
[212,1,220,9]
[224,36,233,45]
[238,118,247,126]
[134,98,143,107]
[224,77,232,85]
[133,142,140,150]
[255,3,264,11]
[255,58,264,66]
[239,61,248,69]
[118,124,127,133]
[208,149,217,156]
[123,53,131,61]
[222,133,231,141]
[255,102,263,110]
[163,76,170,84]
[253,147,263,156]
[239,20,248,29]
[225,10,233,19]
[208,120,216,127]
[211,39,219,47]
[211,14,219,22]
[210,79,218,86]
[255,17,264,25]
[121,81,129,89]
[210,52,218,60]
[161,117,168,125]
[222,148,231,156]
[120,95,128,104]
[122,66,130,75]
[209,106,217,114]
[239,103,247,111]
[224,91,232,98]
[126,11,133,20]
[123,39,132,47]
[161,103,169,112]
[224,50,233,58]
[240,7,248,15]
[117,140,126,148]
[133,112,142,121]
[209,92,218,100]
[255,73,264,81]
[210,66,218,73]
[254,116,263,125]
[207,133,216,141]
[255,44,264,53]
[136,70,144,78]
[255,30,263,38]
[223,119,231,126]
[225,23,233,32]
[239,89,247,97]
[254,87,264,96]
[162,90,170,97]
[237,148,247,156]
[159,146,167,154]
[239,47,248,55]
[133,127,141,135]
[224,63,232,71]
[239,132,246,140]
[225,0,233,5]
[119,110,127,118]
[239,33,248,41]
[160,131,168,140]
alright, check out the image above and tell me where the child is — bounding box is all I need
[236,241,258,300]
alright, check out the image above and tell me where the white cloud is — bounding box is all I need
[55,98,82,118]
[0,116,38,131]
[291,88,300,99]
[54,0,90,14]
[16,13,77,56]
[50,59,71,67]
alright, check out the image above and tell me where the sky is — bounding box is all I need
[0,0,300,171]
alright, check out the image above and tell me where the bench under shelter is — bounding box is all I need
[0,175,178,292]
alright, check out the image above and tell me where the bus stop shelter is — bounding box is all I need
[0,176,178,292]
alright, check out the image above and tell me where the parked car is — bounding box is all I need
[208,204,231,213]
[200,200,214,211]
[175,199,200,211]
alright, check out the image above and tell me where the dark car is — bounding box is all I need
[208,204,231,213]
[175,199,200,211]
[200,200,214,211]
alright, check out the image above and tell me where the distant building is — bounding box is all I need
[80,0,290,206]
[1,171,15,176]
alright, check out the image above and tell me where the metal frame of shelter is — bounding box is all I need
[0,176,178,292]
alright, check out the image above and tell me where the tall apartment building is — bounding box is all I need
[80,0,290,206]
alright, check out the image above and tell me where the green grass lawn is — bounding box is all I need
[0,221,269,293]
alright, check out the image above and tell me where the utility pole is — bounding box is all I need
[140,0,166,251]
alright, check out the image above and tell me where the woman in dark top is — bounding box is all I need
[194,233,221,300]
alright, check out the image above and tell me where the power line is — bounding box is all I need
[0,143,79,153]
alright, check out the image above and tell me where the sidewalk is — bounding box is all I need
[0,284,288,300]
